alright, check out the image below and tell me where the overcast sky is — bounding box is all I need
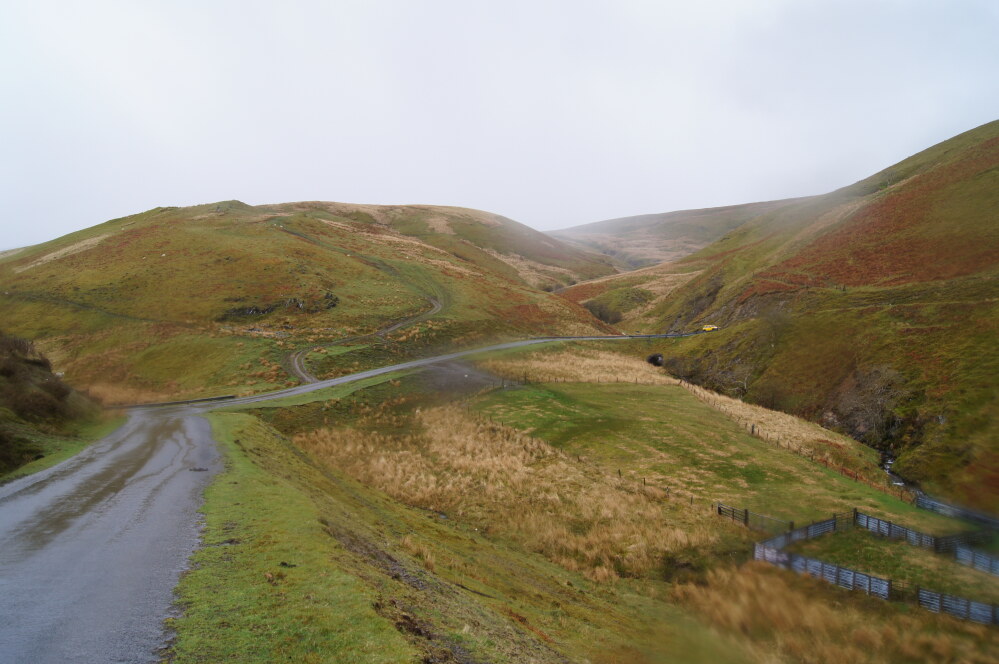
[1,1,997,249]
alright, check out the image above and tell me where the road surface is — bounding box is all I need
[0,331,694,662]
[0,410,220,663]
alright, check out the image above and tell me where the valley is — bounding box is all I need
[0,120,997,663]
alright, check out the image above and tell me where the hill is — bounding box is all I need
[562,119,999,510]
[0,201,614,402]
[550,198,807,269]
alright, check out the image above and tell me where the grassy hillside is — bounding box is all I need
[563,120,999,511]
[0,201,613,402]
[551,199,807,270]
[0,331,106,478]
[172,346,999,662]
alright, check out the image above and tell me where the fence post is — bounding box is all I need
[853,507,858,525]
[743,509,749,527]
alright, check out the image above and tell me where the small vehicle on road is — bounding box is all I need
[702,324,719,332]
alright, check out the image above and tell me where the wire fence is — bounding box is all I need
[716,503,793,535]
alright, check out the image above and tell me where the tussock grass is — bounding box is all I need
[296,405,718,581]
[674,562,999,664]
[479,346,679,386]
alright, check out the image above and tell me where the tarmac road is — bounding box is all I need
[0,331,695,662]
[0,410,220,664]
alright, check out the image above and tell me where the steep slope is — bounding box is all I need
[0,201,613,402]
[551,198,807,269]
[564,120,999,510]
[0,332,98,474]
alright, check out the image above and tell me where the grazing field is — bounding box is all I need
[473,346,943,528]
[172,395,756,663]
[184,352,999,663]
[787,528,999,605]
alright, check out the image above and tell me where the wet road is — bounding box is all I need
[0,409,220,664]
[0,332,694,663]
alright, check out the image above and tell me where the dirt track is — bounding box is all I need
[287,296,443,383]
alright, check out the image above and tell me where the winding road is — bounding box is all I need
[0,331,694,663]
[286,297,443,383]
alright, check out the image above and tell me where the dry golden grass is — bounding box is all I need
[295,405,718,581]
[674,562,999,664]
[12,233,111,273]
[479,348,679,386]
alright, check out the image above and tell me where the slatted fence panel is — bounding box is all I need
[919,589,942,613]
[869,577,891,600]
[969,601,994,625]
[942,594,970,620]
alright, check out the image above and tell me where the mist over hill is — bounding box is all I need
[561,119,999,510]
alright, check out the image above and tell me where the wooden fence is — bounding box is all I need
[752,514,894,600]
[716,503,793,535]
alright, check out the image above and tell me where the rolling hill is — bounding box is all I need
[0,201,615,402]
[550,198,808,269]
[562,119,999,510]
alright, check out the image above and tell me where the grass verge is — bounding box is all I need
[0,414,125,484]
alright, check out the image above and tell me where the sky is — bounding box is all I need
[1,0,997,249]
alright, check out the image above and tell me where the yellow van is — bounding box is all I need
[702,325,719,332]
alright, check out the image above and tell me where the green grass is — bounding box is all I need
[0,414,125,484]
[473,381,956,530]
[787,527,999,604]
[0,201,610,402]
[168,412,418,663]
[169,403,756,663]
[219,370,413,410]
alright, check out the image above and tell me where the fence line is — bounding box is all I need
[955,546,999,577]
[916,495,999,529]
[917,588,999,625]
[716,503,793,535]
[736,506,999,625]
[855,511,990,554]
[754,545,894,600]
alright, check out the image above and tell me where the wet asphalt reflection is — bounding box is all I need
[0,410,220,663]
